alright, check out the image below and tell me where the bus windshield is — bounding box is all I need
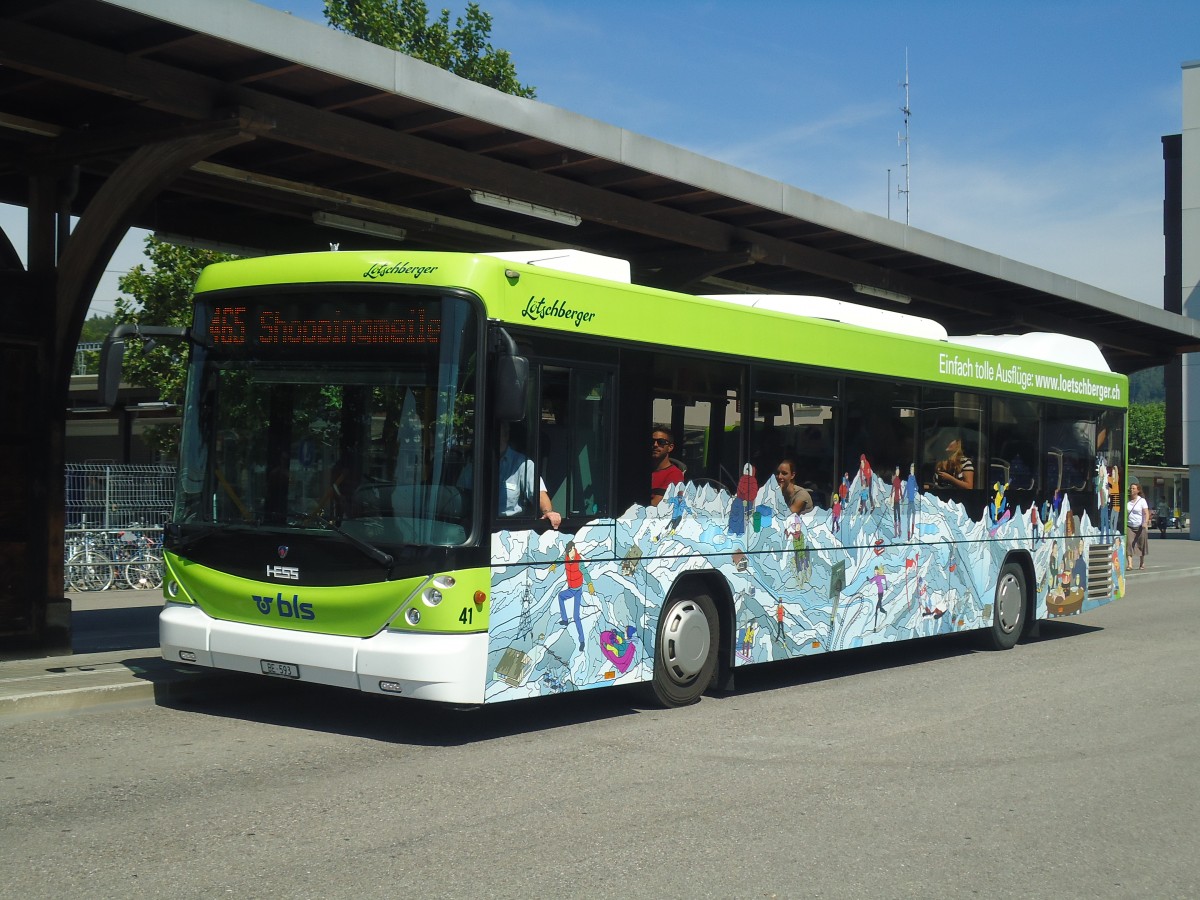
[175,291,479,548]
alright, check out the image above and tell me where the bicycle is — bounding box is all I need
[64,529,114,592]
[112,525,164,590]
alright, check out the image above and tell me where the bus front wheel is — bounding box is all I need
[986,561,1027,650]
[649,591,719,707]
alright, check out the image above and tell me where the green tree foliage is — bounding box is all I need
[79,312,117,343]
[73,312,118,374]
[1128,366,1165,404]
[323,0,535,97]
[1128,401,1165,467]
[114,236,235,457]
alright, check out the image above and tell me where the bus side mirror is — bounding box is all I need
[490,327,528,422]
[98,324,189,409]
[98,334,128,408]
[493,353,529,422]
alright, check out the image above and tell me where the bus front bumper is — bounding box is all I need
[160,603,487,704]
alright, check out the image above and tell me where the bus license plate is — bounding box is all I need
[260,659,300,679]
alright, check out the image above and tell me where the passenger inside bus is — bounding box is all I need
[935,437,976,489]
[775,458,814,513]
[650,426,684,506]
[459,421,560,528]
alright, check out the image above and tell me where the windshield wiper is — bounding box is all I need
[167,522,250,554]
[295,510,395,569]
[173,513,395,570]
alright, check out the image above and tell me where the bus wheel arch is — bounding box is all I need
[985,552,1034,650]
[648,572,732,707]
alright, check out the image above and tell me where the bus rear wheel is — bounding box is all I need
[649,591,719,707]
[986,561,1027,650]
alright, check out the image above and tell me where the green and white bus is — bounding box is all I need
[106,249,1128,707]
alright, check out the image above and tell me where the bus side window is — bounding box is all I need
[920,387,984,494]
[843,378,918,499]
[749,395,837,509]
[749,367,840,508]
[990,397,1038,492]
[651,355,743,495]
[537,364,615,519]
[1043,405,1096,493]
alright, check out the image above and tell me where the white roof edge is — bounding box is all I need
[701,294,948,341]
[948,333,1112,373]
[483,249,631,283]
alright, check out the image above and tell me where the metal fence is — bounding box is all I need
[65,463,176,530]
[64,464,175,591]
[74,341,102,375]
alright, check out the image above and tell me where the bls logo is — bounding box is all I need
[251,592,315,621]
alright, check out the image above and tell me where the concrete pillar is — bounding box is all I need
[1183,62,1200,539]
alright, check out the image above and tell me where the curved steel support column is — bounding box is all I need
[19,122,262,652]
[54,125,258,379]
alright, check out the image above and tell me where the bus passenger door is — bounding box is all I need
[534,363,615,531]
[486,357,621,698]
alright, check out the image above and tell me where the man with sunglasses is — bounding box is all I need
[650,427,684,507]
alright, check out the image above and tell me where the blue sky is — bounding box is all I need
[260,0,1199,307]
[10,0,1196,316]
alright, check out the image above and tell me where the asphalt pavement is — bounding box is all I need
[2,531,1197,720]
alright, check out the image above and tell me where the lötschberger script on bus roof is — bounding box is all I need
[521,295,597,328]
[362,262,440,279]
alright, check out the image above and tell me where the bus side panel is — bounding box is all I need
[486,518,656,702]
[482,473,1125,703]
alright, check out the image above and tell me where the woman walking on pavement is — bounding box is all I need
[1127,483,1150,570]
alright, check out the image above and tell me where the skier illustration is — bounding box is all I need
[905,462,920,539]
[868,564,888,630]
[599,625,638,673]
[891,465,903,536]
[784,513,809,577]
[857,454,875,515]
[988,482,1011,535]
[666,487,688,536]
[736,463,759,533]
[740,621,758,660]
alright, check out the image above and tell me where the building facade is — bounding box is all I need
[1183,61,1200,538]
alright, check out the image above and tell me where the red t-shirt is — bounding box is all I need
[651,464,684,503]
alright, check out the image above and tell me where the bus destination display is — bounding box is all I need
[208,305,441,347]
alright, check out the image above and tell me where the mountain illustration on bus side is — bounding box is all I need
[485,463,1120,701]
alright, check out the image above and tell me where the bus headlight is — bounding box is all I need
[405,608,421,626]
[422,588,443,607]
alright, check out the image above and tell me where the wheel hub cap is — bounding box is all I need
[996,572,1022,633]
[662,600,711,683]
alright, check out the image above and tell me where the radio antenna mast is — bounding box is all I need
[897,49,911,225]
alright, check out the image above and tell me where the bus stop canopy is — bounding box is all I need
[2,0,1197,373]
